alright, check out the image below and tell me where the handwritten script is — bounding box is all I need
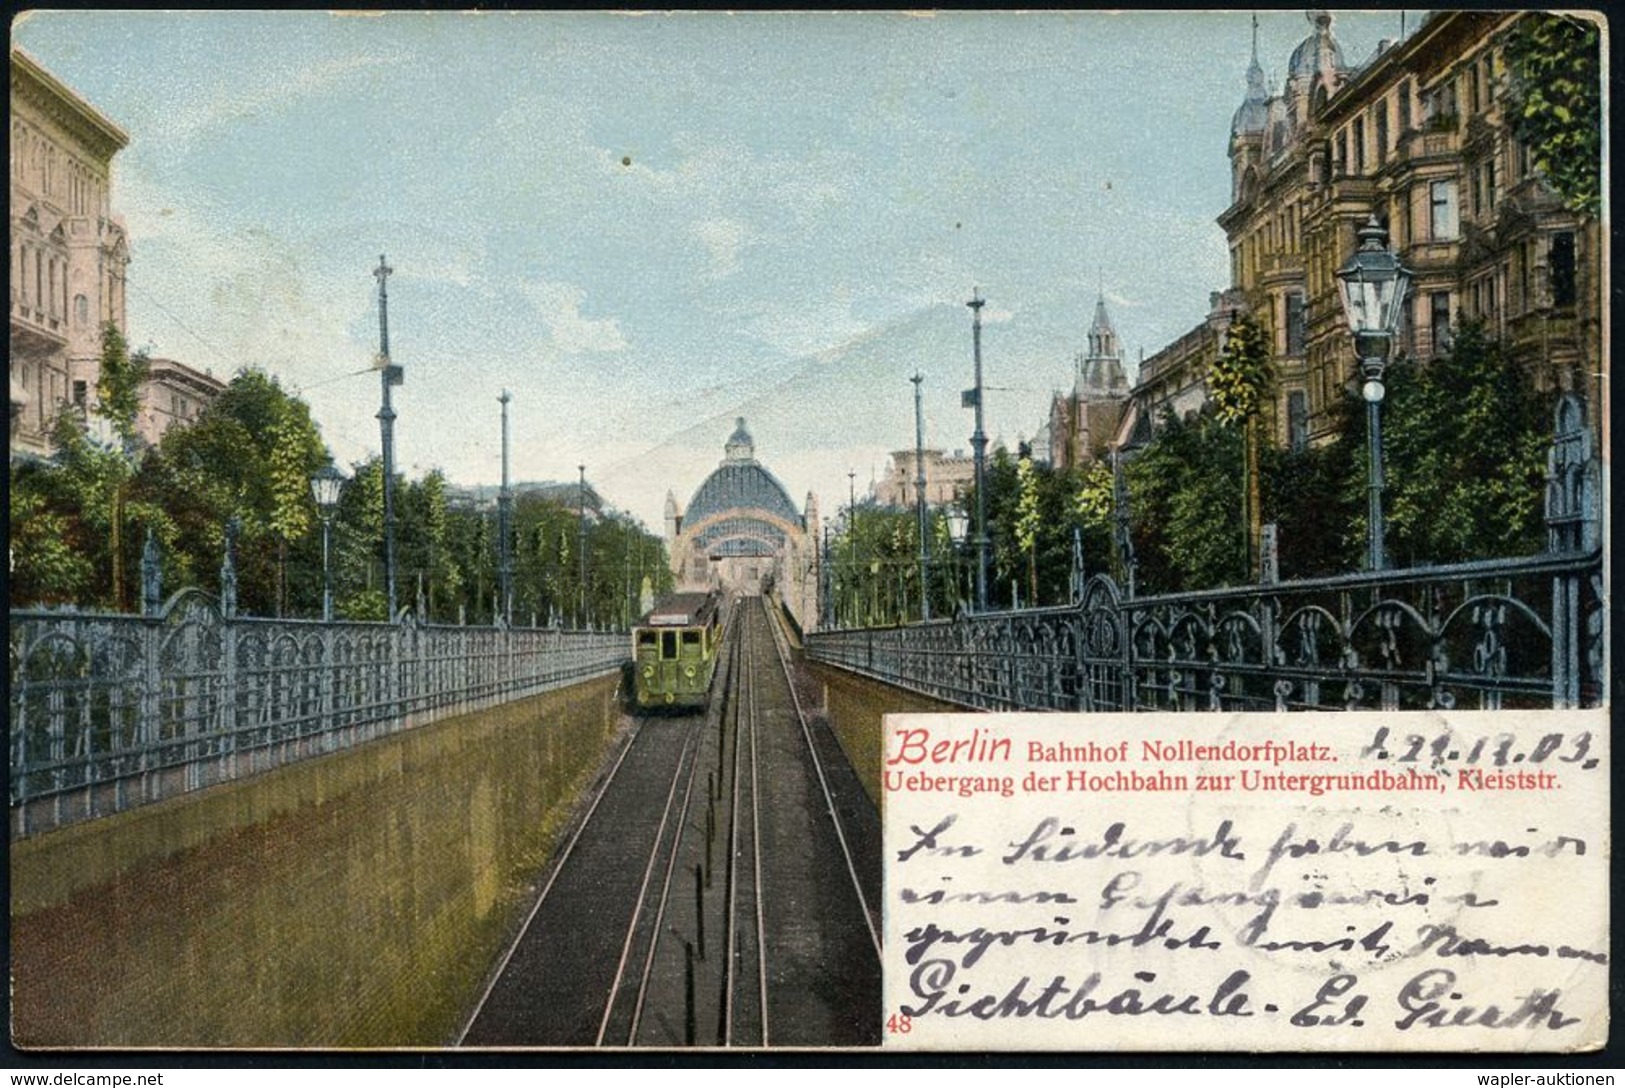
[881,710,1608,1051]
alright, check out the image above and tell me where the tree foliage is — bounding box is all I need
[94,322,149,447]
[1126,409,1247,593]
[1361,320,1551,565]
[1210,316,1272,426]
[1504,13,1602,217]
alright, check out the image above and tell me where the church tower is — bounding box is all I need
[1048,289,1129,469]
[1077,291,1128,397]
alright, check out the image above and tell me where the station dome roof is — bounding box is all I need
[685,418,801,525]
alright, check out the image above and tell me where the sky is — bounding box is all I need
[13,10,1413,531]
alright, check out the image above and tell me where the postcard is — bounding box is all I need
[7,9,1608,1057]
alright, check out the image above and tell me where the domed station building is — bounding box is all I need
[664,418,821,630]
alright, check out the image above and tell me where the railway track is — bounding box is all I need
[458,595,879,1049]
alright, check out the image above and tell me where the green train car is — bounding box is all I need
[632,591,723,710]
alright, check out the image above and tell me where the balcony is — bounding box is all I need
[10,299,67,351]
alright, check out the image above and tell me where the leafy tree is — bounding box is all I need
[1126,409,1246,593]
[445,504,495,623]
[8,474,94,606]
[1362,320,1551,565]
[333,457,386,620]
[1073,460,1118,582]
[92,322,150,609]
[141,369,325,616]
[1260,432,1361,580]
[1210,314,1272,579]
[264,401,326,615]
[1504,13,1602,217]
[94,322,148,447]
[1013,451,1041,606]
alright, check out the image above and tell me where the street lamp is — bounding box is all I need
[946,506,970,612]
[310,461,346,622]
[577,464,588,628]
[965,289,990,612]
[1336,214,1412,572]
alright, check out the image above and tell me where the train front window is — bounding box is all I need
[661,631,678,659]
[637,631,657,649]
[681,631,700,648]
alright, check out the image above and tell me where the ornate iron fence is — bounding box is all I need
[809,396,1604,716]
[8,591,629,838]
[808,550,1604,715]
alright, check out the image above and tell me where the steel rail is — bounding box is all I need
[759,597,883,961]
[625,610,738,1045]
[594,712,703,1045]
[746,606,771,1046]
[454,710,649,1046]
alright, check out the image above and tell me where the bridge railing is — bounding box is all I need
[805,548,1605,714]
[8,591,629,838]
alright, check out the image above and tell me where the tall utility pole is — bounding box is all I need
[374,255,403,620]
[822,523,833,629]
[847,469,857,629]
[966,289,989,612]
[911,372,930,621]
[497,389,513,625]
[577,464,588,627]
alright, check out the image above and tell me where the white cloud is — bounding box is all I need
[690,216,752,279]
[519,279,628,354]
[161,52,402,149]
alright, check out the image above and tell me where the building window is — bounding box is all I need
[1429,179,1458,240]
[72,380,87,408]
[1484,156,1498,211]
[1353,117,1366,174]
[1398,79,1412,131]
[1374,101,1388,163]
[1285,292,1306,355]
[1423,82,1458,129]
[1467,63,1480,113]
[74,294,88,326]
[1287,391,1309,452]
[1518,241,1532,313]
[1550,232,1576,307]
[1430,291,1452,355]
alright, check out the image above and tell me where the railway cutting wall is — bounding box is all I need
[10,674,625,1048]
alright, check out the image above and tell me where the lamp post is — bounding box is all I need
[847,469,857,629]
[373,255,404,620]
[965,289,989,611]
[577,464,588,627]
[911,372,930,621]
[946,506,970,612]
[1336,215,1412,572]
[821,523,833,630]
[310,462,346,622]
[497,390,513,626]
